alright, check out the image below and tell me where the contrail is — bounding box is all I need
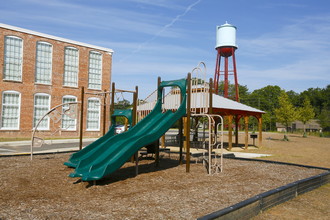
[119,0,202,62]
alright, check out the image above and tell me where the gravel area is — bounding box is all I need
[0,152,325,220]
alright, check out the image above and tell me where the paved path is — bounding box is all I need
[0,138,97,156]
[0,136,271,159]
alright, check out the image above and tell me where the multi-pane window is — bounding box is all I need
[88,51,102,90]
[61,95,77,130]
[35,41,52,84]
[3,36,23,81]
[33,93,50,130]
[86,98,100,130]
[63,47,79,87]
[1,91,21,130]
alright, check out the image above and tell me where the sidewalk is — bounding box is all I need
[0,138,271,159]
[0,138,97,156]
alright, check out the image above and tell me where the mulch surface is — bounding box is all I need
[0,152,326,219]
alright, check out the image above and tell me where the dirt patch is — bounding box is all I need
[0,151,325,219]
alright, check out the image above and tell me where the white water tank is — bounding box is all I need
[215,22,237,49]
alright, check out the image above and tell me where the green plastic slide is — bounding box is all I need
[66,78,187,181]
[64,109,133,168]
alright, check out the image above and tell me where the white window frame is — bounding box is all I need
[35,41,53,85]
[1,91,21,130]
[86,97,101,131]
[61,95,77,131]
[88,51,102,90]
[33,93,51,130]
[3,36,23,82]
[63,46,79,87]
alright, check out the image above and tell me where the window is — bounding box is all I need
[61,95,77,130]
[63,47,79,87]
[86,98,100,130]
[88,51,102,90]
[3,36,23,81]
[33,93,50,130]
[1,91,21,130]
[35,41,52,84]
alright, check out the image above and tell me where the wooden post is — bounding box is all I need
[183,117,187,151]
[110,82,115,123]
[102,89,107,136]
[228,115,233,151]
[133,86,139,168]
[132,86,138,126]
[244,116,249,150]
[258,116,263,148]
[186,73,191,173]
[79,86,85,150]
[155,78,161,167]
[235,116,239,147]
[161,135,165,148]
[135,151,139,176]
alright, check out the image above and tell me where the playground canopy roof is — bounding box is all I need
[137,91,265,117]
[211,93,265,116]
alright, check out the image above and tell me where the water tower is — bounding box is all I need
[213,22,239,101]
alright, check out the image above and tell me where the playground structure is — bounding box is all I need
[62,62,225,181]
[65,77,189,181]
[32,60,264,181]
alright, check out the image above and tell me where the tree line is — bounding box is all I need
[222,83,330,132]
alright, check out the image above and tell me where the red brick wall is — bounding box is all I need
[0,27,112,139]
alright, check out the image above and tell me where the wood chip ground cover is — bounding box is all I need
[0,153,325,219]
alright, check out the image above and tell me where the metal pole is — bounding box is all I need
[79,87,85,150]
[224,56,229,98]
[214,51,221,93]
[232,48,239,102]
[209,78,213,114]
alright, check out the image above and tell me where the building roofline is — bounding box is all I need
[0,23,114,54]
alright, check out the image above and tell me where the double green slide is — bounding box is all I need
[64,78,187,181]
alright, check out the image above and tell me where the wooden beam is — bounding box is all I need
[186,73,191,173]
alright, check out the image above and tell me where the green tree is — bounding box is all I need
[275,92,298,141]
[297,97,315,137]
[217,81,250,101]
[319,106,330,132]
[300,87,324,116]
[286,90,301,107]
[241,85,283,131]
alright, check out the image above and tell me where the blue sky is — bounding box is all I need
[1,0,330,99]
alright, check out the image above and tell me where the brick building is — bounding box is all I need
[0,23,113,139]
